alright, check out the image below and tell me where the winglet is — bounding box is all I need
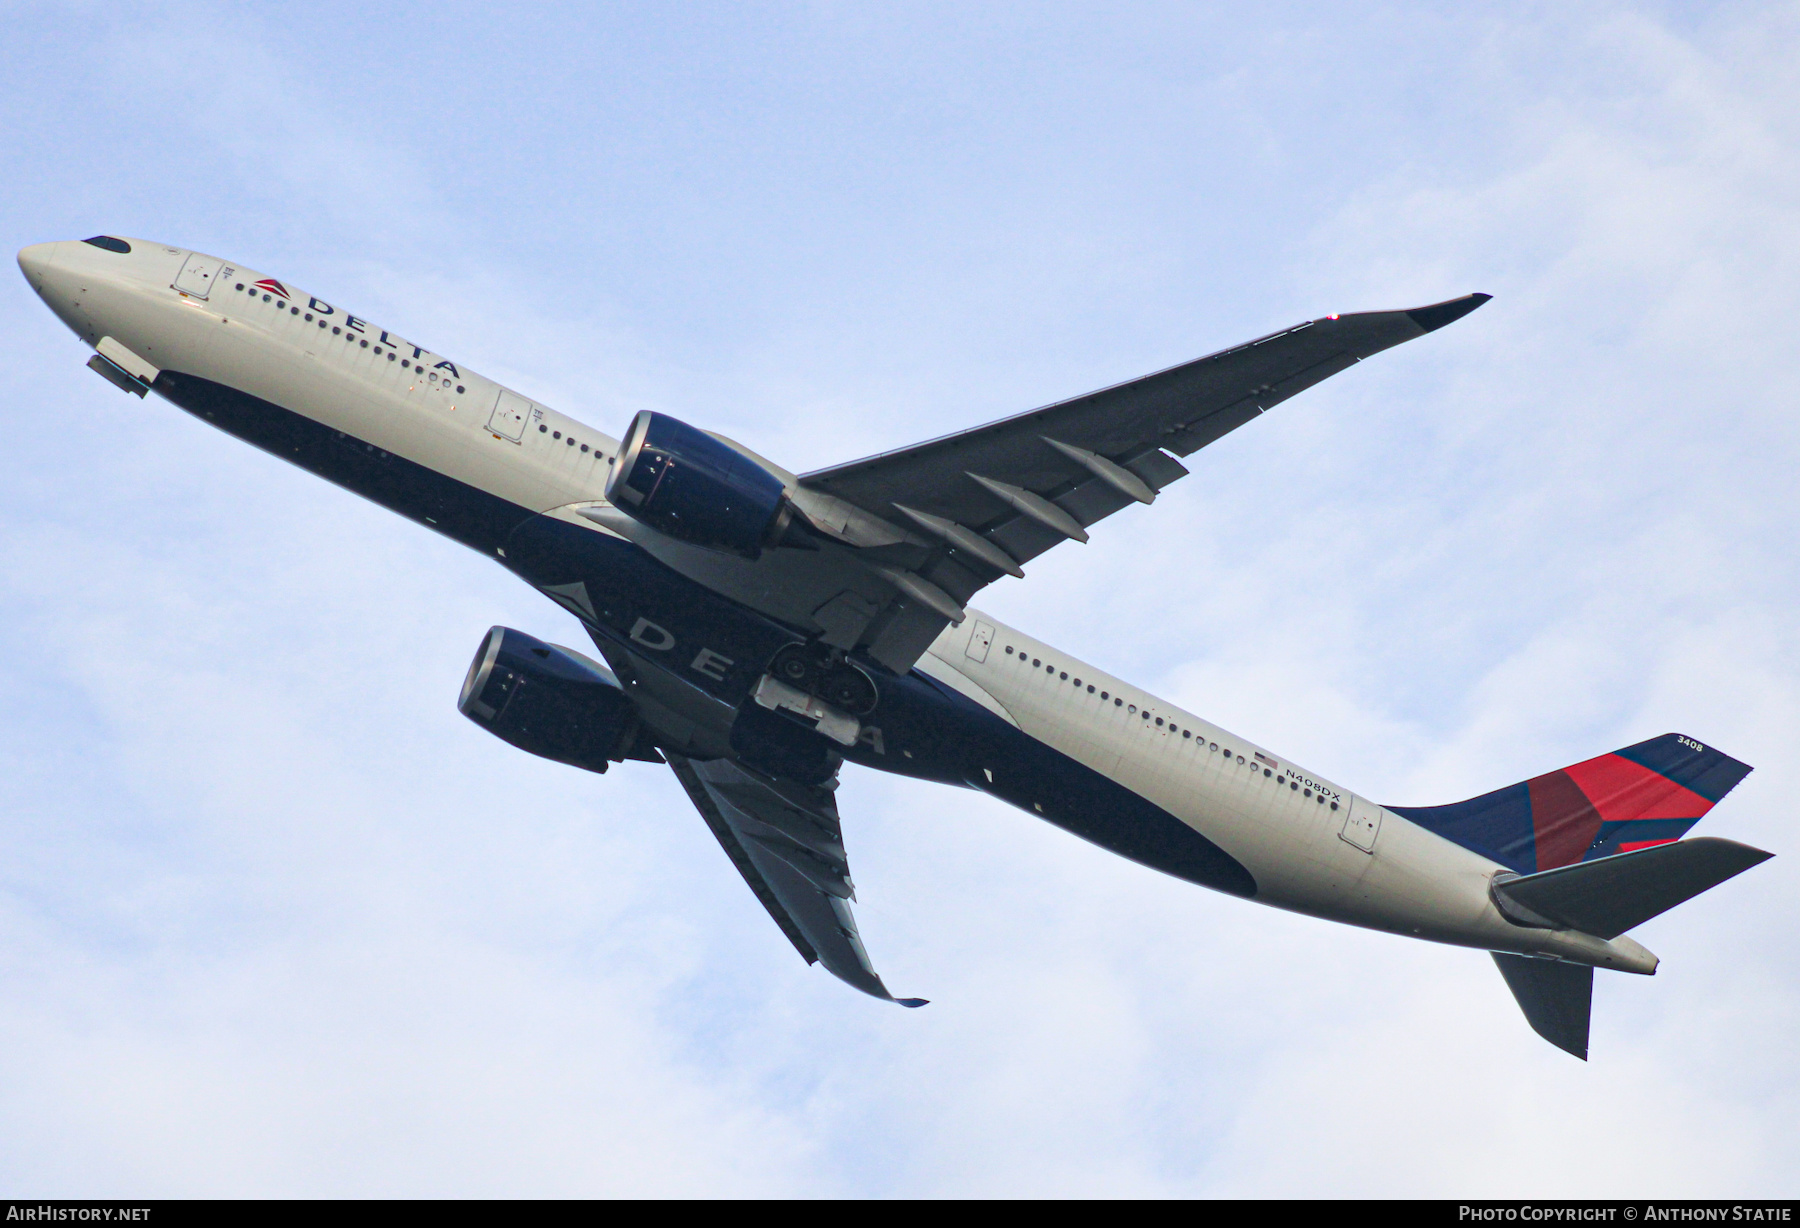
[1407,293,1491,333]
[895,998,930,1008]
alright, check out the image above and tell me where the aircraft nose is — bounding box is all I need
[17,241,61,288]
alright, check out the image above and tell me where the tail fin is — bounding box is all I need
[1492,953,1592,1059]
[1389,733,1753,875]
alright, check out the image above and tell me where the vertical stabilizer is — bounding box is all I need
[1493,953,1592,1060]
[1391,733,1752,875]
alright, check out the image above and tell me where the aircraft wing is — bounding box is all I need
[667,752,926,1006]
[797,295,1488,669]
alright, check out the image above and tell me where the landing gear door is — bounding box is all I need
[172,253,228,300]
[1340,795,1382,853]
[486,389,532,442]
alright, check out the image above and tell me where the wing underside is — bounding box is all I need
[667,753,925,1006]
[796,294,1489,672]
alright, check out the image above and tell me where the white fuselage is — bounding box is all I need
[18,237,1657,974]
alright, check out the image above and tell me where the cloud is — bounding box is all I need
[3,0,1797,1197]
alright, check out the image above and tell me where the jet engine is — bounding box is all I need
[604,410,805,558]
[458,626,660,773]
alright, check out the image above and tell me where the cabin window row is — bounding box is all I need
[998,643,1338,809]
[538,423,593,453]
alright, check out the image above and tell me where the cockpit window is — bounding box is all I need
[82,236,131,254]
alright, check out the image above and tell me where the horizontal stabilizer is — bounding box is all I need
[1492,953,1592,1060]
[1493,836,1772,939]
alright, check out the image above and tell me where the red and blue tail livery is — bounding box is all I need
[1389,734,1752,876]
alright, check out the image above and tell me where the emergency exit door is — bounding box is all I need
[1340,795,1383,853]
[486,389,532,442]
[172,252,227,299]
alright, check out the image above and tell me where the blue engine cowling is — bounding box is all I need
[603,410,795,558]
[458,626,659,773]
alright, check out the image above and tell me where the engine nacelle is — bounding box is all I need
[604,410,795,558]
[458,626,657,773]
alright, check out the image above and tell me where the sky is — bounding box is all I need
[2,0,1797,1198]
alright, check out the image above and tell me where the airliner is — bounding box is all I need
[18,235,1772,1058]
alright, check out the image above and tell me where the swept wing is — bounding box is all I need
[797,294,1489,671]
[667,752,925,1005]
